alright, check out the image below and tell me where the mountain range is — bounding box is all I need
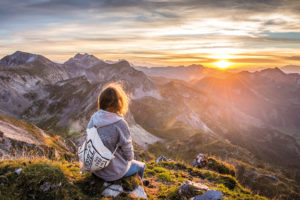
[0,51,299,199]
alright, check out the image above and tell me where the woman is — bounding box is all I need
[85,83,145,182]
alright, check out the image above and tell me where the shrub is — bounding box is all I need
[115,174,141,191]
[166,186,180,200]
[75,173,104,197]
[157,171,174,182]
[16,163,82,200]
[218,175,237,190]
[207,157,236,176]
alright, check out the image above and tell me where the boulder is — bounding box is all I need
[156,156,173,163]
[101,183,123,197]
[179,180,209,199]
[192,190,223,200]
[14,168,22,175]
[39,181,62,192]
[193,153,207,168]
[130,185,147,199]
[101,181,147,199]
[156,156,167,163]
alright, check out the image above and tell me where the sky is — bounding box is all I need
[1,0,300,69]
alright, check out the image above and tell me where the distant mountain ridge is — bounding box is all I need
[0,51,39,66]
[136,64,208,81]
[0,51,161,148]
[0,51,300,199]
[281,65,300,74]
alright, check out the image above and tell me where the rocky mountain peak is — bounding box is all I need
[114,59,131,68]
[187,64,204,70]
[73,53,96,60]
[0,51,39,66]
[64,53,102,68]
[257,67,288,82]
[281,65,300,74]
[260,67,284,75]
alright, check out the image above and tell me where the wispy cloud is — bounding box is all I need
[1,0,300,67]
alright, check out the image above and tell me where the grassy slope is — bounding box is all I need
[148,136,300,200]
[0,113,76,160]
[0,158,267,200]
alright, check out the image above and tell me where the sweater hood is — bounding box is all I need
[90,109,123,128]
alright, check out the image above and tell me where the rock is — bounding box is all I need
[192,190,223,200]
[101,182,124,197]
[0,176,8,186]
[14,168,22,175]
[39,182,62,192]
[130,185,147,199]
[192,153,207,168]
[156,156,167,163]
[40,182,51,192]
[179,180,209,199]
[156,156,173,163]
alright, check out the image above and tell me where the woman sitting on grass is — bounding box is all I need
[86,83,145,182]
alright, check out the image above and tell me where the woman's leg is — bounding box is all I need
[123,160,145,179]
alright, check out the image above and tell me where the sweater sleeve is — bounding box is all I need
[116,119,134,161]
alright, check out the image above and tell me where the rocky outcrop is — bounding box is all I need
[178,180,222,200]
[179,180,209,199]
[193,190,223,200]
[102,183,147,199]
[0,114,76,160]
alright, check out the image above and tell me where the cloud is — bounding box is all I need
[285,56,300,61]
[1,0,300,67]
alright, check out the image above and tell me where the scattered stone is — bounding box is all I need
[102,182,124,197]
[0,176,8,186]
[40,182,51,192]
[130,185,147,199]
[156,156,167,163]
[156,156,173,163]
[14,168,22,175]
[179,180,209,198]
[39,181,62,192]
[192,153,207,168]
[192,190,223,200]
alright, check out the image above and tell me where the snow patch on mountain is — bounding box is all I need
[132,86,162,100]
[0,51,38,66]
[26,55,36,63]
[177,112,211,132]
[129,124,162,148]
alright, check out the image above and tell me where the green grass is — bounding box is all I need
[206,157,236,176]
[145,161,267,200]
[0,157,270,200]
[0,158,142,200]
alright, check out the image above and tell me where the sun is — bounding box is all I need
[214,60,232,69]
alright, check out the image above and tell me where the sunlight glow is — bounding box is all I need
[214,60,232,69]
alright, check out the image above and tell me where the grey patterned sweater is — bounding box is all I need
[83,109,134,181]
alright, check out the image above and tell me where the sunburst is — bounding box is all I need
[214,60,232,69]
